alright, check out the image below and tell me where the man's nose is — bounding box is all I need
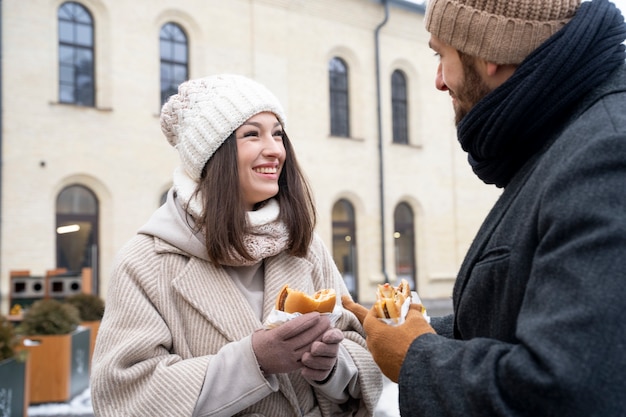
[435,63,448,92]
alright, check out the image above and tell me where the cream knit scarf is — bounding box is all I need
[173,166,289,266]
[222,198,289,266]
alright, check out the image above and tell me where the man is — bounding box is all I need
[343,0,626,415]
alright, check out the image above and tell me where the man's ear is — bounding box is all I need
[486,62,499,77]
[485,62,517,88]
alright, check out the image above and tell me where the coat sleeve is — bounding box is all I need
[398,129,626,415]
[192,336,280,417]
[430,314,454,338]
[90,238,207,416]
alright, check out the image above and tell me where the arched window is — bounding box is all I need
[58,2,95,106]
[160,22,189,105]
[332,199,358,300]
[329,57,350,137]
[56,185,99,292]
[393,203,416,290]
[391,70,409,144]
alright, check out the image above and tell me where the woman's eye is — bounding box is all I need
[243,131,259,138]
[273,130,284,138]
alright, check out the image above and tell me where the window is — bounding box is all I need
[332,199,358,300]
[393,203,416,290]
[329,57,350,137]
[392,70,409,144]
[56,185,99,292]
[160,22,189,106]
[58,2,95,106]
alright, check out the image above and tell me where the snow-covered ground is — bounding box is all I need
[28,388,93,417]
[27,377,401,417]
[375,376,401,417]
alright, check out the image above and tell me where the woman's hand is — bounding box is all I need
[301,328,344,382]
[252,312,330,375]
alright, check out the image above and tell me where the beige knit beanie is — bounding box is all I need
[160,74,287,181]
[425,0,581,64]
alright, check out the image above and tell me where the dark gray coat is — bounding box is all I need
[399,65,626,416]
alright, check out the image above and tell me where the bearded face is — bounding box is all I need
[453,52,493,126]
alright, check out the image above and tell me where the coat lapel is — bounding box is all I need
[262,252,314,321]
[453,154,541,312]
[171,257,262,342]
[170,252,315,336]
[263,253,315,412]
[171,251,314,413]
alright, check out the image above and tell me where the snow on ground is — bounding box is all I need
[28,388,93,417]
[375,376,401,417]
[27,377,401,417]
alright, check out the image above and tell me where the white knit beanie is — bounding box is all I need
[160,74,287,181]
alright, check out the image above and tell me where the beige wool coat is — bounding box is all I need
[91,229,382,417]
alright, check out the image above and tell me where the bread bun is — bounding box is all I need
[275,285,336,314]
[374,279,411,319]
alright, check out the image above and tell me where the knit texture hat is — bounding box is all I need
[160,74,287,181]
[425,0,581,64]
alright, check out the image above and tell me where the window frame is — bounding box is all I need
[58,1,95,107]
[160,22,189,106]
[331,199,358,300]
[329,57,350,137]
[56,184,99,293]
[391,69,409,145]
[393,202,417,291]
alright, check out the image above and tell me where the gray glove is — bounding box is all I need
[301,328,344,382]
[252,312,331,375]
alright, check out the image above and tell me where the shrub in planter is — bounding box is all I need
[64,293,104,322]
[64,293,105,360]
[0,314,18,361]
[16,299,90,404]
[17,298,80,336]
[0,314,29,417]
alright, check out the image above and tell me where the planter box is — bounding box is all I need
[0,356,29,417]
[80,321,100,362]
[18,327,90,404]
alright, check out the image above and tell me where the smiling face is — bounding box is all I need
[429,35,492,126]
[235,111,286,210]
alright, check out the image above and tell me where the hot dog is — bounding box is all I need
[374,279,411,319]
[275,284,336,314]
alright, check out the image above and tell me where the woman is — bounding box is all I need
[90,74,382,416]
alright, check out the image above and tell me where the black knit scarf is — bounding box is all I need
[457,0,626,188]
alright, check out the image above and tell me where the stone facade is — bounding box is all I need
[0,0,500,313]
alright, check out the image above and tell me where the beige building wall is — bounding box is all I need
[0,0,500,314]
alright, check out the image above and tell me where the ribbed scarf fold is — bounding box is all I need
[458,0,626,188]
[172,166,289,266]
[221,198,290,267]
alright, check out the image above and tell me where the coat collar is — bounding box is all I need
[454,65,626,315]
[167,245,315,342]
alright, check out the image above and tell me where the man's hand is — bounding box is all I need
[343,296,435,382]
[341,295,369,324]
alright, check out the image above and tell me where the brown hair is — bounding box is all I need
[194,130,316,265]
